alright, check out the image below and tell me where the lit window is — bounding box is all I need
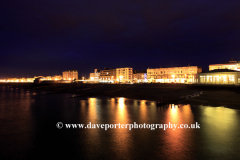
[229,75,234,82]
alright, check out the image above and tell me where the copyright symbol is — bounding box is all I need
[56,122,63,129]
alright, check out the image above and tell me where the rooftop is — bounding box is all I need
[147,66,201,69]
[63,69,78,72]
[201,69,240,73]
[209,60,240,66]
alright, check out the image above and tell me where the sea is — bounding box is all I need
[0,86,240,159]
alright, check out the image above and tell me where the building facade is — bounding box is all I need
[51,75,62,80]
[133,73,147,83]
[198,69,240,85]
[62,70,78,81]
[38,75,62,81]
[137,73,147,82]
[90,69,100,81]
[116,67,133,83]
[90,73,100,80]
[133,74,137,80]
[99,68,116,83]
[209,60,240,71]
[5,78,34,83]
[147,66,202,83]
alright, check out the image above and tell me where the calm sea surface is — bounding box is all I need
[0,86,240,159]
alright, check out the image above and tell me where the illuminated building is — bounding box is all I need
[99,68,116,83]
[136,73,147,82]
[27,78,34,82]
[44,76,52,80]
[62,70,78,81]
[1,75,62,83]
[209,60,240,71]
[90,69,100,81]
[198,69,240,85]
[51,75,62,81]
[133,73,147,83]
[5,78,34,83]
[116,67,133,83]
[133,74,137,80]
[34,75,63,81]
[147,66,202,83]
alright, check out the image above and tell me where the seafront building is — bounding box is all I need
[209,60,240,71]
[147,66,202,83]
[198,60,240,85]
[116,67,133,83]
[62,70,78,81]
[2,60,240,85]
[198,69,240,85]
[133,73,147,83]
[1,70,75,83]
[52,75,62,80]
[89,68,116,83]
[99,68,116,83]
[5,78,34,83]
[90,69,100,81]
[34,75,62,81]
[2,75,62,83]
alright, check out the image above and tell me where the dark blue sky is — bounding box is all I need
[1,0,240,78]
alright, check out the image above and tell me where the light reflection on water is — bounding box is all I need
[0,86,240,159]
[196,106,240,158]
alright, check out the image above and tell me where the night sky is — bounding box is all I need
[1,0,240,78]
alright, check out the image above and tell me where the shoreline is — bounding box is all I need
[1,83,240,110]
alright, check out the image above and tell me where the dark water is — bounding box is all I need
[0,86,240,159]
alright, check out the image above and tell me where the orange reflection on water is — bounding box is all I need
[80,100,87,107]
[115,97,129,124]
[111,97,132,158]
[169,104,178,123]
[165,104,194,124]
[80,100,88,114]
[139,100,148,122]
[83,98,101,153]
[87,98,98,123]
[110,98,115,108]
[162,104,195,159]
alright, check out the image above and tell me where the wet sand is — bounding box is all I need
[1,83,240,109]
